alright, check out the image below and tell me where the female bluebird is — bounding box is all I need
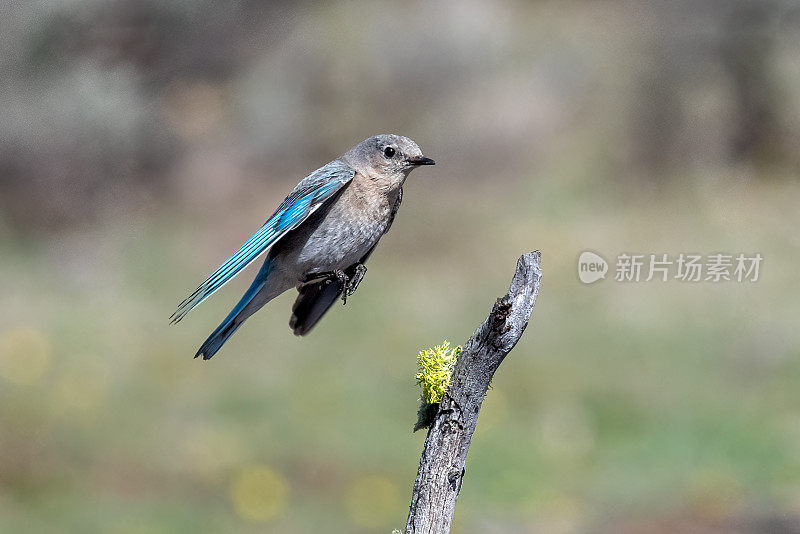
[171,134,435,360]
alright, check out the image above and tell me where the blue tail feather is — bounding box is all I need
[195,259,274,360]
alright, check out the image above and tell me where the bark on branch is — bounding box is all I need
[404,251,543,534]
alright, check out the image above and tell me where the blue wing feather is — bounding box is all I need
[170,161,355,324]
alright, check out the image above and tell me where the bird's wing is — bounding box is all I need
[170,160,355,324]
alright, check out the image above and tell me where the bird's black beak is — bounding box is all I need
[406,156,435,166]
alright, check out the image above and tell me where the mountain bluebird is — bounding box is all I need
[171,134,435,360]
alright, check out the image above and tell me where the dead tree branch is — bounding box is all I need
[405,251,543,534]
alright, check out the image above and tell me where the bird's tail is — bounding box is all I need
[195,259,274,360]
[289,275,344,336]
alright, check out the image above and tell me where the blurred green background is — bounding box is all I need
[2,1,800,532]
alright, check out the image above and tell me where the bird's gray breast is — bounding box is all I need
[278,180,395,275]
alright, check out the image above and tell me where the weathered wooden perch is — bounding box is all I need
[404,251,542,534]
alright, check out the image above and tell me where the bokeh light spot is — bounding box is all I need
[0,325,51,385]
[345,475,401,529]
[230,465,288,523]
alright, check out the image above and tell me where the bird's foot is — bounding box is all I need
[345,263,367,298]
[299,270,342,286]
[300,269,351,303]
[299,266,364,305]
[331,269,351,304]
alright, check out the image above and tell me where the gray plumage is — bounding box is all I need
[172,134,434,360]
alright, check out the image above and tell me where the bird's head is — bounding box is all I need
[343,134,434,187]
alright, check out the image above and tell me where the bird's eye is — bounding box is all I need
[383,146,395,158]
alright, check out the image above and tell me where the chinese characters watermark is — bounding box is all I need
[578,251,762,284]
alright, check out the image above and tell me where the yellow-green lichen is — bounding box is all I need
[413,340,462,431]
[415,340,461,404]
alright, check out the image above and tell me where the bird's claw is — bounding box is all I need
[346,263,367,298]
[300,264,367,305]
[332,269,350,304]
